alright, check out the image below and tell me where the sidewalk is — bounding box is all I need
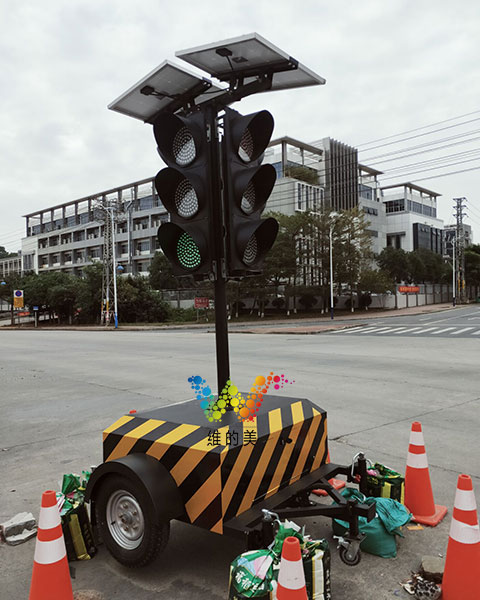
[0,302,458,333]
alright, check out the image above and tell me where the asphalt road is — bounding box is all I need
[330,304,480,337]
[1,321,479,599]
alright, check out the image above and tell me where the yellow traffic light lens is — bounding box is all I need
[243,234,258,265]
[238,127,254,163]
[177,232,201,269]
[175,179,199,218]
[173,126,196,166]
[241,180,256,215]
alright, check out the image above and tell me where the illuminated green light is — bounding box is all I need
[177,232,201,269]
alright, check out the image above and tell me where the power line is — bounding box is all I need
[353,108,480,148]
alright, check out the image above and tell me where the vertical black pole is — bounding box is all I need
[205,105,230,394]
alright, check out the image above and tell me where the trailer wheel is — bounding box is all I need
[339,544,361,566]
[96,474,169,567]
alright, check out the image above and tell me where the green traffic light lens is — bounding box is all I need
[177,232,201,269]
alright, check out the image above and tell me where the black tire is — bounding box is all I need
[339,545,361,566]
[95,474,169,568]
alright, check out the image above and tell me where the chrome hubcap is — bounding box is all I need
[106,490,145,550]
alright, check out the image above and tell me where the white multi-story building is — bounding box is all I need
[0,253,22,279]
[22,178,167,276]
[380,183,444,254]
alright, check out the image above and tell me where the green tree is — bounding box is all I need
[117,276,171,323]
[76,263,103,324]
[334,207,374,311]
[0,246,17,259]
[377,247,410,283]
[358,269,395,294]
[465,250,480,291]
[149,252,178,290]
[409,248,447,283]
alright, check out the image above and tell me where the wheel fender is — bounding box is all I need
[85,454,184,523]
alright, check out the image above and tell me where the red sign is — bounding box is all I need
[398,286,420,293]
[194,297,210,309]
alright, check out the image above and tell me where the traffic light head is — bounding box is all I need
[223,108,279,277]
[154,111,213,278]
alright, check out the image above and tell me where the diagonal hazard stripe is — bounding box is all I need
[265,402,305,499]
[170,426,229,486]
[236,430,282,515]
[235,409,282,515]
[192,494,223,531]
[185,456,225,523]
[103,417,139,461]
[106,419,166,461]
[267,408,282,433]
[222,444,256,519]
[303,413,327,473]
[288,413,323,486]
[103,415,134,440]
[146,424,201,461]
[310,427,328,471]
[210,518,223,534]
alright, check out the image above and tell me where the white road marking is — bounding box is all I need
[472,330,480,335]
[450,327,474,335]
[410,327,440,334]
[391,327,412,334]
[375,327,407,334]
[431,327,456,335]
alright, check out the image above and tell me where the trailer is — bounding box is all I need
[85,393,375,568]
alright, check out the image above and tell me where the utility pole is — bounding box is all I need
[453,197,467,303]
[96,197,119,326]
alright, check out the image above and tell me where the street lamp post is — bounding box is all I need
[111,207,119,328]
[452,235,456,307]
[329,224,334,320]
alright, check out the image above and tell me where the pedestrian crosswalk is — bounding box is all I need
[331,324,480,338]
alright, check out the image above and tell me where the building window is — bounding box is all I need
[73,231,85,242]
[136,240,150,255]
[139,196,153,211]
[385,200,405,213]
[297,184,303,210]
[359,184,373,200]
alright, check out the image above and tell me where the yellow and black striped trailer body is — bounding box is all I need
[102,394,328,535]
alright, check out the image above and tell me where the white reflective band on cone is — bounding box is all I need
[409,431,425,446]
[34,537,67,564]
[406,452,429,469]
[278,559,306,590]
[454,488,478,511]
[449,518,480,545]
[38,505,61,530]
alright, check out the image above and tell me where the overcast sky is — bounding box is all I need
[1,0,480,252]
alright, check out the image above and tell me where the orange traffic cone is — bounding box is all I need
[404,422,447,526]
[29,490,74,600]
[312,451,346,497]
[276,536,308,600]
[442,474,480,600]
